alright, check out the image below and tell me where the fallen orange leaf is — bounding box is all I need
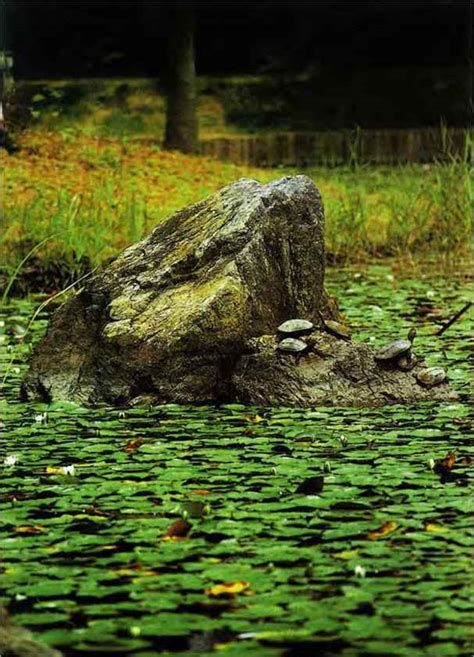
[434,452,456,473]
[123,438,145,453]
[162,519,192,541]
[367,521,398,540]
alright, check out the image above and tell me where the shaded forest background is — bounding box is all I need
[3,0,471,130]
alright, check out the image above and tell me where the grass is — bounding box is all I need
[1,126,471,275]
[1,78,472,275]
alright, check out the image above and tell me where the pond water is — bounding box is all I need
[1,262,472,657]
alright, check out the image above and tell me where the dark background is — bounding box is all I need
[2,0,472,128]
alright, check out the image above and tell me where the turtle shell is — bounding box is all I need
[277,319,314,336]
[277,337,309,354]
[396,352,417,371]
[375,339,412,361]
[416,366,446,387]
[324,320,350,340]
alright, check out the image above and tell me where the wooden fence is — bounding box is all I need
[199,127,470,167]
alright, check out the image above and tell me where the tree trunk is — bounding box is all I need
[163,1,198,154]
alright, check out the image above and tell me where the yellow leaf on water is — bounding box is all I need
[14,525,45,534]
[244,415,264,424]
[205,580,250,597]
[424,523,449,533]
[333,549,360,560]
[367,521,398,540]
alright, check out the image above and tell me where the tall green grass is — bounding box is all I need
[2,130,471,274]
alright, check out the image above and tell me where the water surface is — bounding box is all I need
[1,263,472,657]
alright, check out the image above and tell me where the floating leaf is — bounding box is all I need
[123,438,145,452]
[424,523,449,533]
[434,451,456,474]
[14,525,46,534]
[295,475,324,494]
[367,521,398,540]
[333,549,360,560]
[244,414,264,424]
[162,519,192,540]
[205,581,250,597]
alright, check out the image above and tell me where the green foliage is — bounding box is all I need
[1,264,472,656]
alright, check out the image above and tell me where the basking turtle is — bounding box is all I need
[277,337,310,357]
[277,319,314,337]
[375,327,416,363]
[396,352,418,371]
[416,366,446,387]
[323,319,351,341]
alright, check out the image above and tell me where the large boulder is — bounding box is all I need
[22,175,455,407]
[22,176,335,404]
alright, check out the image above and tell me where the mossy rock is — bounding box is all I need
[22,176,333,404]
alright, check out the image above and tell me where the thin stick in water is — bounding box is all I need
[436,302,472,336]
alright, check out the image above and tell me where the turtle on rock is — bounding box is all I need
[375,327,417,368]
[416,366,446,387]
[397,351,418,371]
[323,319,351,341]
[277,319,314,337]
[277,337,312,363]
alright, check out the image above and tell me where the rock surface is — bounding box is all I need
[22,175,455,407]
[0,607,62,657]
[22,176,334,404]
[232,332,456,407]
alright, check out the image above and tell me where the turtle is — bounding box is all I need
[396,351,418,371]
[375,327,416,363]
[277,337,310,356]
[416,366,446,387]
[277,319,314,337]
[323,319,351,340]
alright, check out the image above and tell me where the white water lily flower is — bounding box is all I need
[354,565,367,578]
[61,465,75,475]
[4,455,18,466]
